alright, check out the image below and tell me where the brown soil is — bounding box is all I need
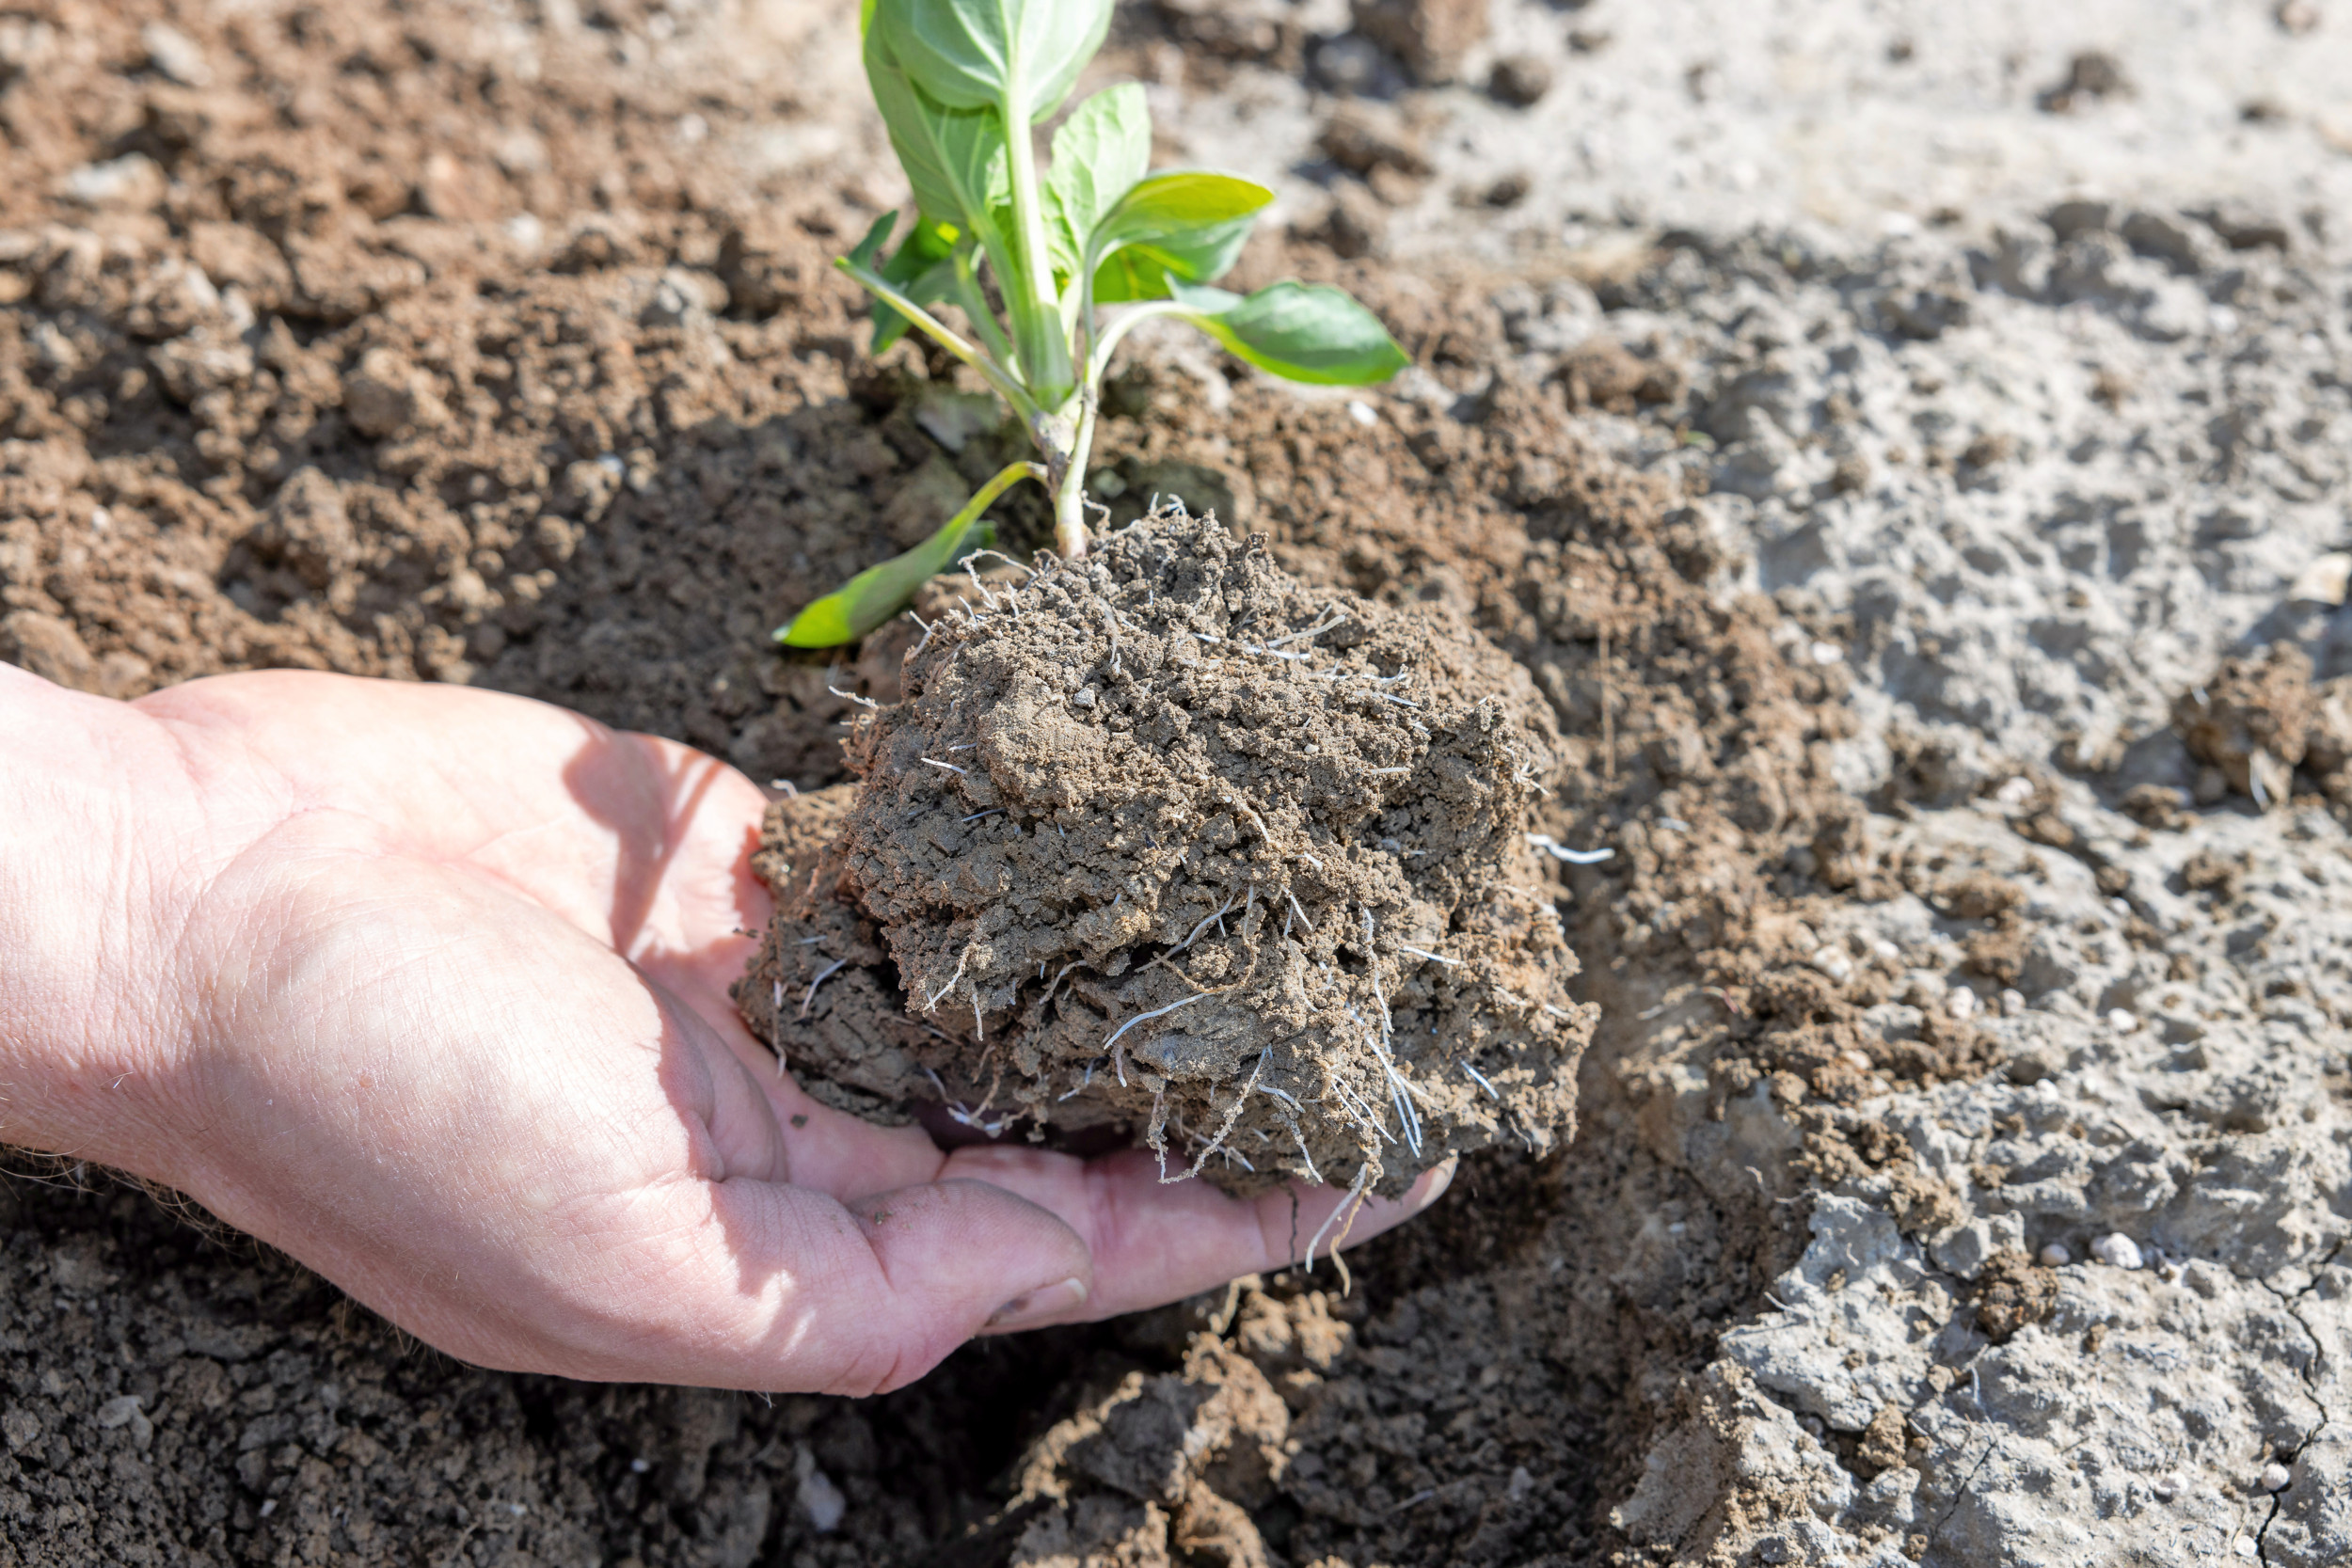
[740,511,1591,1198]
[1,4,1954,1565]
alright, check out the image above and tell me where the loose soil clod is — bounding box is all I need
[740,510,1596,1196]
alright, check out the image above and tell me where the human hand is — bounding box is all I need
[0,668,1449,1392]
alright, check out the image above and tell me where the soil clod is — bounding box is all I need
[741,510,1595,1196]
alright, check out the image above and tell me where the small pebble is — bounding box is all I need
[1487,52,1553,106]
[630,1457,650,1473]
[1994,775,2035,806]
[2234,1534,2259,1559]
[798,1464,848,1533]
[142,21,211,86]
[1946,988,1979,1021]
[1808,640,1844,665]
[1809,944,1853,984]
[2105,1007,2138,1033]
[1999,988,2026,1017]
[259,1499,278,1518]
[1346,400,1378,428]
[2039,1243,2072,1267]
[2262,1462,2292,1493]
[2152,1475,2179,1501]
[2090,1232,2143,1270]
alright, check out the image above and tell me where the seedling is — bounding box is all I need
[775,0,1409,646]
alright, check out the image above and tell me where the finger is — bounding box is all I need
[938,1145,1458,1325]
[596,732,773,1000]
[528,1175,1094,1393]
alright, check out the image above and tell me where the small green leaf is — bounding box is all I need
[1168,279,1409,386]
[1090,212,1257,302]
[875,0,1112,121]
[774,462,1039,646]
[775,518,993,648]
[1090,171,1271,263]
[869,214,961,353]
[848,209,898,269]
[1045,84,1150,275]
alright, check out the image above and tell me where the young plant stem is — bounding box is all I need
[999,91,1073,405]
[950,244,1019,372]
[1054,395,1100,559]
[834,256,1041,425]
[1089,299,1193,382]
[962,459,1050,522]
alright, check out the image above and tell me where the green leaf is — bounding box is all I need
[864,28,1013,255]
[774,462,1039,646]
[870,214,961,353]
[1090,212,1257,302]
[1045,84,1150,276]
[1168,280,1410,386]
[873,0,1112,121]
[1089,171,1271,266]
[775,517,993,648]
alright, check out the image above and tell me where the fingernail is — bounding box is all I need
[983,1276,1088,1333]
[1419,1155,1460,1206]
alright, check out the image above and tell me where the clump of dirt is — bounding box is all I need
[741,510,1595,1196]
[2172,642,2313,807]
[1968,1248,2061,1344]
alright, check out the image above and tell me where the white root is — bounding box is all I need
[1286,1117,1325,1185]
[799,959,848,1020]
[1168,1050,1270,1184]
[1285,889,1316,934]
[1167,895,1238,958]
[1527,833,1614,864]
[1264,610,1348,648]
[1103,990,1215,1054]
[960,558,1001,610]
[1256,1078,1303,1112]
[1303,1161,1375,1274]
[1327,1072,1392,1144]
[923,946,970,1012]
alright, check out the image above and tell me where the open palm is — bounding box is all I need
[45,671,1443,1392]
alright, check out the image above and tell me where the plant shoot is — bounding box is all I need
[775,0,1408,646]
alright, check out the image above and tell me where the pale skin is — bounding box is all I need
[0,666,1449,1394]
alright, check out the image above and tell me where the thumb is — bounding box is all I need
[644,1175,1094,1396]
